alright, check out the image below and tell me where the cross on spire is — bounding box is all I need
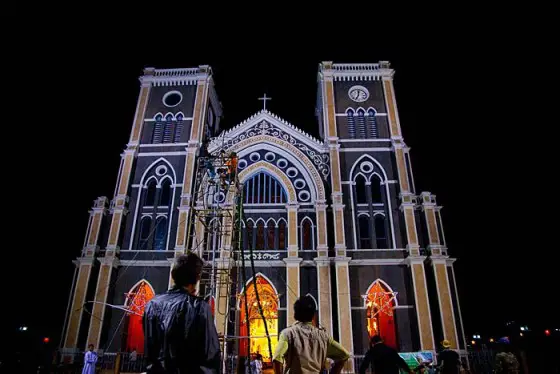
[258,94,271,110]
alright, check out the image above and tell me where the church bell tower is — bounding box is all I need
[61,66,222,355]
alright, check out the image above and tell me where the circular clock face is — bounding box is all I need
[348,85,369,102]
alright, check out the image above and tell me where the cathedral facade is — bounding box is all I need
[61,62,466,371]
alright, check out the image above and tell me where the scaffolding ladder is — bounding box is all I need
[185,150,243,372]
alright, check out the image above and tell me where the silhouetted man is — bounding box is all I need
[144,252,220,373]
[359,335,412,374]
[273,295,350,374]
[437,340,461,374]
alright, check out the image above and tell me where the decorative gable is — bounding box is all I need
[209,110,331,180]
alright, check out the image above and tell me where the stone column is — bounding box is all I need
[63,197,108,349]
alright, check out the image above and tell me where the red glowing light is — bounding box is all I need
[43,337,50,343]
[545,329,551,336]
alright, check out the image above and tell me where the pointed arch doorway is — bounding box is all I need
[239,275,279,363]
[124,280,155,353]
[365,280,398,349]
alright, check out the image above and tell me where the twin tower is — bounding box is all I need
[61,62,466,371]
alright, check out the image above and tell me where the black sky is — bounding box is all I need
[3,11,558,353]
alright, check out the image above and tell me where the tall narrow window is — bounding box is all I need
[145,180,157,206]
[347,109,356,138]
[267,224,276,250]
[139,217,152,249]
[359,215,371,249]
[247,221,254,249]
[375,215,387,249]
[153,114,163,143]
[371,176,383,204]
[357,109,366,138]
[259,176,266,203]
[163,114,173,143]
[355,175,367,204]
[154,217,167,251]
[302,219,312,250]
[278,221,286,250]
[174,113,183,142]
[243,173,287,204]
[256,222,265,250]
[367,109,378,138]
[159,179,172,206]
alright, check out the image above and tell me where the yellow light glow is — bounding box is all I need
[490,338,494,343]
[471,340,476,345]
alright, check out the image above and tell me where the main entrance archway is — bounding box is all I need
[239,275,278,363]
[124,280,155,353]
[365,280,397,349]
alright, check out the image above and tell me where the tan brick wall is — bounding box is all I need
[335,209,344,245]
[64,264,91,348]
[330,149,341,193]
[87,264,111,348]
[118,154,134,196]
[412,264,434,350]
[426,208,440,244]
[395,148,410,193]
[318,265,332,334]
[404,209,418,245]
[87,215,101,246]
[286,267,299,326]
[383,80,400,137]
[336,263,354,371]
[325,80,337,137]
[130,87,149,143]
[190,83,206,142]
[182,152,196,194]
[317,210,326,246]
[288,209,297,247]
[435,264,458,348]
[175,211,187,247]
[108,212,121,246]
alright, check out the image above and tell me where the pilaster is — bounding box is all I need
[128,73,152,146]
[400,193,420,256]
[63,256,95,349]
[382,73,403,140]
[283,257,302,326]
[334,256,354,373]
[85,256,120,349]
[405,256,435,351]
[287,204,299,257]
[314,201,328,257]
[64,197,108,349]
[430,255,460,349]
[314,256,332,335]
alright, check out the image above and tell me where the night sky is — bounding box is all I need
[3,14,557,358]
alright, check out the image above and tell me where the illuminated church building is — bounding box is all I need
[61,62,467,369]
